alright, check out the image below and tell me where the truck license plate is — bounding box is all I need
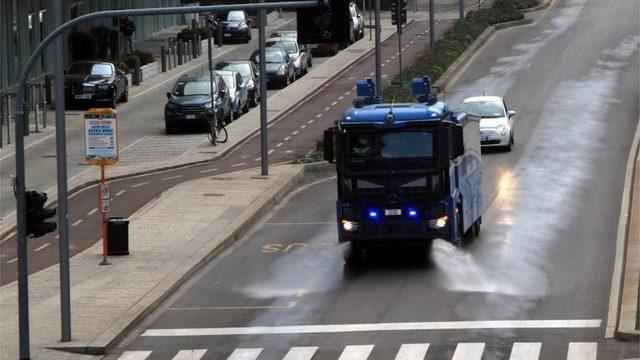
[385,209,402,216]
[75,94,92,99]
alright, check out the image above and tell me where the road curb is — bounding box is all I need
[45,163,327,355]
[607,118,640,341]
[0,24,405,241]
[522,0,554,13]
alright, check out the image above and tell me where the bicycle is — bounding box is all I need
[207,115,228,145]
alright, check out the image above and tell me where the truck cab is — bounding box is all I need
[324,77,482,262]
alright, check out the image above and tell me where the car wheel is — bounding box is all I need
[343,242,366,265]
[504,132,513,152]
[242,101,249,114]
[308,57,313,67]
[121,84,129,103]
[165,121,176,134]
[225,109,233,124]
[110,91,118,109]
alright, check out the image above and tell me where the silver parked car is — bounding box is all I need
[460,96,516,151]
[266,37,308,77]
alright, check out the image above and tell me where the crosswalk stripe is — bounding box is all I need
[338,345,375,360]
[452,343,485,360]
[282,346,318,360]
[567,342,597,360]
[172,349,207,360]
[117,351,152,360]
[509,343,542,360]
[394,343,430,360]
[227,348,263,360]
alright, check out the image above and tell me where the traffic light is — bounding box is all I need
[297,0,351,44]
[25,190,57,238]
[391,0,407,26]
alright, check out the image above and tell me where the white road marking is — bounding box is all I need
[283,347,318,360]
[35,243,50,252]
[382,63,386,67]
[142,319,602,337]
[315,113,323,118]
[268,149,274,155]
[331,101,338,106]
[171,349,207,360]
[394,344,429,360]
[509,342,541,360]
[116,351,152,360]
[338,345,374,360]
[338,96,344,100]
[55,235,59,239]
[344,91,351,96]
[300,125,306,129]
[292,131,299,135]
[71,220,83,227]
[230,162,246,167]
[276,143,283,147]
[410,40,415,44]
[87,208,98,216]
[199,168,218,173]
[7,258,17,264]
[369,72,375,76]
[227,348,262,360]
[131,47,236,99]
[116,190,126,196]
[401,48,406,52]
[324,106,331,111]
[285,150,294,154]
[284,136,291,141]
[396,52,400,55]
[162,175,183,181]
[391,55,396,59]
[567,342,597,360]
[131,181,150,188]
[253,157,261,162]
[452,343,484,360]
[386,59,391,63]
[307,120,314,124]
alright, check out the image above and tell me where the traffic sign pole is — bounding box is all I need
[99,164,110,265]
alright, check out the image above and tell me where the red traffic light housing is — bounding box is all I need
[297,0,351,44]
[25,190,57,238]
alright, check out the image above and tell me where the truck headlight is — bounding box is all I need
[427,215,448,229]
[342,220,359,232]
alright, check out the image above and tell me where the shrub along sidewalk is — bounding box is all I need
[381,0,538,102]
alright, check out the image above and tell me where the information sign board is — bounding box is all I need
[85,108,119,165]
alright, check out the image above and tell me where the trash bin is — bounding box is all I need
[107,217,129,255]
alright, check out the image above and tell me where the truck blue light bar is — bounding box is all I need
[356,78,377,98]
[412,76,432,95]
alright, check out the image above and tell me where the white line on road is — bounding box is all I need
[116,351,152,360]
[284,136,291,141]
[331,101,338,106]
[292,131,299,135]
[253,157,261,162]
[394,343,429,360]
[391,55,396,59]
[509,342,541,360]
[338,345,374,360]
[307,120,314,124]
[142,319,602,337]
[369,72,374,76]
[567,342,597,360]
[283,347,317,360]
[386,59,391,63]
[315,113,323,118]
[161,175,183,181]
[116,190,126,196]
[171,349,207,360]
[199,168,218,173]
[131,181,150,188]
[71,219,83,227]
[227,348,262,360]
[285,150,294,154]
[300,125,306,129]
[276,143,283,147]
[452,343,484,360]
[324,106,331,111]
[35,243,50,252]
[87,208,98,216]
[230,162,246,167]
[7,258,17,264]
[268,149,274,155]
[132,47,236,99]
[338,96,344,100]
[382,63,386,67]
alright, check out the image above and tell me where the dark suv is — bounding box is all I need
[164,74,232,134]
[213,10,253,43]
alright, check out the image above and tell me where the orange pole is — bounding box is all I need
[99,164,109,265]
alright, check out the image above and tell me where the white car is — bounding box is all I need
[460,96,516,151]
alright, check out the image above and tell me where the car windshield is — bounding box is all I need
[257,52,284,63]
[173,81,215,96]
[69,63,113,76]
[348,131,435,160]
[460,101,505,118]
[226,11,245,21]
[222,64,251,78]
[267,41,297,54]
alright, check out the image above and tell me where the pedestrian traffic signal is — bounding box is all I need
[391,0,407,26]
[297,0,351,44]
[25,191,57,238]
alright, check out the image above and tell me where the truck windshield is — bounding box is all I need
[348,131,434,160]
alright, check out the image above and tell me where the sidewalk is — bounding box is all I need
[0,164,316,359]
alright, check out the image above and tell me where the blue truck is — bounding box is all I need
[323,77,482,262]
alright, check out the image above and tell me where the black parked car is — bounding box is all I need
[213,10,253,44]
[215,61,260,107]
[64,61,128,108]
[164,74,232,134]
[250,47,295,88]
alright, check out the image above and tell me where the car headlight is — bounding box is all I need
[98,84,110,90]
[277,67,286,75]
[497,124,507,135]
[166,102,176,110]
[342,220,359,232]
[427,215,448,229]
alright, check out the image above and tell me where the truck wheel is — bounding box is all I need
[343,242,365,265]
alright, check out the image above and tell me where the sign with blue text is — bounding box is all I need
[84,108,119,165]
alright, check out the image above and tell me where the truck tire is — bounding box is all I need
[343,242,365,265]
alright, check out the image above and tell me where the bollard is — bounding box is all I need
[217,26,223,47]
[0,94,4,148]
[34,104,40,133]
[161,46,167,72]
[187,41,192,61]
[6,94,11,144]
[30,85,36,111]
[45,74,52,104]
[23,97,30,136]
[38,83,47,128]
[177,42,183,65]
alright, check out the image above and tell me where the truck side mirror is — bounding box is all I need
[323,128,334,163]
[452,126,465,158]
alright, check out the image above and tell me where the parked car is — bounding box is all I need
[266,37,308,77]
[250,47,295,88]
[164,74,232,134]
[215,60,260,107]
[64,61,128,108]
[349,1,365,41]
[215,70,249,118]
[213,10,253,43]
[460,96,516,151]
[269,30,313,68]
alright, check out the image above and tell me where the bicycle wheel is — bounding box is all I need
[217,126,228,143]
[207,122,217,145]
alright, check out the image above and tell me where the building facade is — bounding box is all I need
[1,0,183,92]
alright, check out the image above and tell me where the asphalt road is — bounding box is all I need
[110,0,639,358]
[0,18,446,284]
